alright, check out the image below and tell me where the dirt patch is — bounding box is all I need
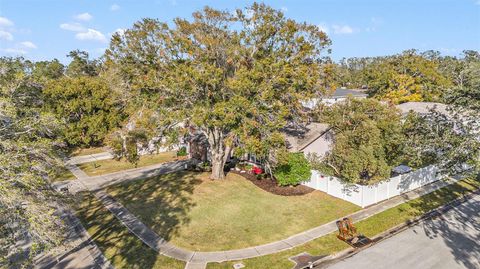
[231,170,315,196]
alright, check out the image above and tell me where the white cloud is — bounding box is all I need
[20,41,37,49]
[110,4,120,11]
[109,28,125,36]
[281,7,288,12]
[0,16,14,28]
[75,29,107,43]
[332,24,354,34]
[318,23,329,34]
[2,48,27,55]
[0,30,13,41]
[60,22,85,32]
[74,12,93,22]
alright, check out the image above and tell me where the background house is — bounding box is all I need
[302,88,368,109]
[396,102,450,117]
[284,123,333,159]
[290,101,452,162]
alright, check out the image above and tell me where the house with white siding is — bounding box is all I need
[302,88,368,109]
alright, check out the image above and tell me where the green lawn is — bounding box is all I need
[71,147,109,157]
[50,166,77,182]
[106,172,360,251]
[78,151,178,176]
[75,192,185,269]
[207,175,480,268]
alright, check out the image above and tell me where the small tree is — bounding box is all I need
[274,152,312,186]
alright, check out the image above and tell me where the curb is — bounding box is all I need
[311,187,480,268]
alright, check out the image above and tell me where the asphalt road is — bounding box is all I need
[327,193,480,269]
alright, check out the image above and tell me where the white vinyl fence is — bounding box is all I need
[303,165,440,208]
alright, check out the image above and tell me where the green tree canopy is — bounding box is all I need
[318,98,404,184]
[43,76,126,147]
[0,57,66,267]
[66,50,99,77]
[335,50,452,104]
[32,59,65,82]
[105,3,332,179]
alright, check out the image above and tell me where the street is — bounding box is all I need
[327,194,480,269]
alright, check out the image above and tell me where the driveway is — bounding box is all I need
[327,193,480,269]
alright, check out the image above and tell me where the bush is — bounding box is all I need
[176,146,187,157]
[274,152,312,186]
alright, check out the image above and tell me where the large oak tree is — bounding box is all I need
[0,57,66,267]
[105,3,331,179]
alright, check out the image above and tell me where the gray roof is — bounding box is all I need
[332,88,368,98]
[283,122,331,152]
[392,165,412,175]
[395,102,451,116]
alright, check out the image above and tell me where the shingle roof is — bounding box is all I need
[395,102,450,116]
[283,122,331,152]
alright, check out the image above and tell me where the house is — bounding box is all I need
[283,122,333,159]
[302,88,368,109]
[285,101,453,161]
[395,102,450,117]
[187,89,368,163]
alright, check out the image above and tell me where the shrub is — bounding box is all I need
[195,161,211,172]
[274,152,312,186]
[177,146,187,157]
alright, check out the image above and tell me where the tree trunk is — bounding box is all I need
[206,127,232,180]
[211,153,225,180]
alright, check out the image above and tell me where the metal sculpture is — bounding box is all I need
[336,217,372,248]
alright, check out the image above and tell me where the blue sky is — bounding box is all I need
[0,0,479,63]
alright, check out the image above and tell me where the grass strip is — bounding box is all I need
[75,192,185,269]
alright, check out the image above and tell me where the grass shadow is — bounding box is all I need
[105,171,202,241]
[75,192,185,269]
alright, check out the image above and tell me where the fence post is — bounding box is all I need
[326,176,330,194]
[361,185,364,208]
[387,180,390,199]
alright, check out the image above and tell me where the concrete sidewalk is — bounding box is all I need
[80,159,190,191]
[67,152,114,165]
[53,159,190,193]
